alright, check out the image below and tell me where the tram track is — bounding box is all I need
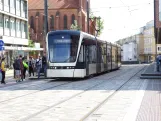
[21,65,146,121]
[0,66,130,104]
[80,65,146,121]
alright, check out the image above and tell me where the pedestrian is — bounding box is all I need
[22,57,28,81]
[36,56,42,79]
[14,56,21,82]
[28,56,35,77]
[42,52,47,77]
[1,57,6,84]
[156,53,161,72]
[19,55,24,81]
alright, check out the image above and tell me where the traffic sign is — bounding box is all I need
[0,40,4,46]
[0,46,4,51]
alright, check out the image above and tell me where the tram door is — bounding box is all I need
[85,45,89,76]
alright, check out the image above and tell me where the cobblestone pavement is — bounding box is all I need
[0,65,158,121]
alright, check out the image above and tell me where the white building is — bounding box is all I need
[0,0,28,67]
[122,42,137,61]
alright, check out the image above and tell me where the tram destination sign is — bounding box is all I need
[53,39,71,44]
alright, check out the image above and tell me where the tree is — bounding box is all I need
[90,9,104,36]
[70,20,81,30]
[28,25,37,55]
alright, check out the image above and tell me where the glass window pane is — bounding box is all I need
[16,0,20,10]
[10,18,15,30]
[0,14,3,27]
[4,16,9,29]
[10,0,15,8]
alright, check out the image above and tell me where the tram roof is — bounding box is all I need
[47,30,121,48]
[48,30,81,35]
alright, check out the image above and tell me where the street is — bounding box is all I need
[0,64,160,121]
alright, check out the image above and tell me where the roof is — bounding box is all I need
[28,0,79,10]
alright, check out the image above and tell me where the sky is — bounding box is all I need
[90,0,154,43]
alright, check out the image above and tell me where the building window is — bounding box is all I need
[36,12,39,16]
[10,0,15,8]
[4,0,9,6]
[10,18,15,30]
[30,16,34,29]
[71,14,75,25]
[16,20,20,31]
[4,16,9,29]
[64,15,67,29]
[56,11,60,16]
[50,15,54,30]
[0,14,3,28]
[43,15,45,30]
[16,0,20,10]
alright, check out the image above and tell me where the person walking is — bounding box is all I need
[28,56,35,77]
[156,54,161,72]
[14,56,21,82]
[22,57,28,81]
[42,53,47,77]
[19,55,24,81]
[36,56,42,79]
[1,57,6,84]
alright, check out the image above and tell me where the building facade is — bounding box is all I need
[122,42,137,62]
[0,0,28,67]
[116,20,156,63]
[143,26,156,62]
[28,0,96,49]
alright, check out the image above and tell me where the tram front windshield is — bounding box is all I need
[48,34,80,63]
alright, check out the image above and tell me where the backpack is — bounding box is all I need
[14,59,20,70]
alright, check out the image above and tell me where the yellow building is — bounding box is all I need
[143,27,156,62]
[136,34,144,63]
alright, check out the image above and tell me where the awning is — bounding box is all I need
[4,46,44,51]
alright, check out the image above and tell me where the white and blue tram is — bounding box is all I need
[46,30,121,78]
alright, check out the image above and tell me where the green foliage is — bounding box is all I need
[70,20,81,31]
[28,26,36,55]
[89,9,104,36]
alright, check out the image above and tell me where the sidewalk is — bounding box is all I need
[140,62,161,79]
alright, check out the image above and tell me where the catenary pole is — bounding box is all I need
[87,0,89,33]
[44,0,48,52]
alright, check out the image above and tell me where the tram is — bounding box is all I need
[46,30,121,78]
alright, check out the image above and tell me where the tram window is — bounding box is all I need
[89,45,96,63]
[78,45,84,62]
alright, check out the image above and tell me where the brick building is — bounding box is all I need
[28,0,96,48]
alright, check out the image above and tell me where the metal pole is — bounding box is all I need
[44,0,48,52]
[87,0,89,33]
[44,0,48,77]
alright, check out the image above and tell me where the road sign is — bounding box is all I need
[0,40,4,46]
[0,46,4,51]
